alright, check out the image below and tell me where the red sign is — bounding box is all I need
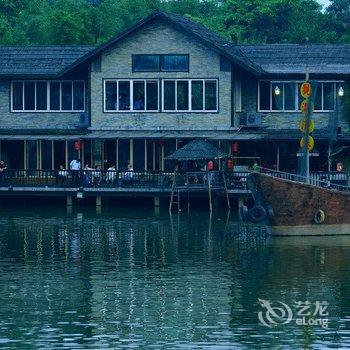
[300,82,312,98]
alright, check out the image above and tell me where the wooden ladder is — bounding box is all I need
[169,172,181,211]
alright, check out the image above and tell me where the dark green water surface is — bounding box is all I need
[0,206,349,349]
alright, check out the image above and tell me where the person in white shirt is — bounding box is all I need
[107,165,116,183]
[69,158,81,186]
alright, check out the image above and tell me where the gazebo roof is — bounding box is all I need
[165,139,227,161]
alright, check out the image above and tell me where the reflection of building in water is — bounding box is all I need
[0,212,348,347]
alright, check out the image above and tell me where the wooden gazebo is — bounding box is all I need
[165,140,230,211]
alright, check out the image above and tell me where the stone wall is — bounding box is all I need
[90,20,232,131]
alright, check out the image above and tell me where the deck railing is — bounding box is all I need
[261,169,350,192]
[0,169,348,192]
[0,169,252,191]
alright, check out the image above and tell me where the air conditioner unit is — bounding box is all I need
[240,112,262,127]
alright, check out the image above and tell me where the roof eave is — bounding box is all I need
[57,12,264,77]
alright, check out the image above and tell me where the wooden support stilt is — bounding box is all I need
[67,195,72,207]
[207,170,212,212]
[96,195,102,207]
[222,171,231,209]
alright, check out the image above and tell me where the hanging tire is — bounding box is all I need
[314,209,325,224]
[239,205,248,221]
[248,205,267,223]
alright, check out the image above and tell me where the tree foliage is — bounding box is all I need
[0,0,348,45]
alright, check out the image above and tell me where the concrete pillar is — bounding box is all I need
[67,195,73,207]
[154,196,160,208]
[238,197,244,213]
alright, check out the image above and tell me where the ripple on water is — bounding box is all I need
[0,208,349,348]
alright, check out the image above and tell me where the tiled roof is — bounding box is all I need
[1,14,350,77]
[0,46,94,77]
[238,44,350,75]
[58,12,264,76]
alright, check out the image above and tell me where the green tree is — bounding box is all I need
[222,0,337,44]
[327,0,350,42]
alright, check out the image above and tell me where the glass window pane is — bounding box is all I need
[259,81,271,110]
[133,139,145,171]
[146,81,158,110]
[177,81,189,110]
[297,83,303,110]
[105,82,118,111]
[27,140,37,170]
[133,81,145,110]
[50,82,60,110]
[161,55,189,71]
[24,81,35,110]
[73,81,84,110]
[133,55,159,72]
[205,80,217,111]
[284,83,295,111]
[12,82,23,110]
[41,140,53,170]
[62,82,72,110]
[191,81,203,110]
[272,82,283,111]
[118,139,130,171]
[36,81,47,110]
[323,82,335,110]
[164,81,175,110]
[118,81,130,111]
[314,83,322,110]
[53,140,65,169]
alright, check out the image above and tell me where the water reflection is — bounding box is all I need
[0,208,349,348]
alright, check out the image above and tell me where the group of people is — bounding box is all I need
[56,159,135,186]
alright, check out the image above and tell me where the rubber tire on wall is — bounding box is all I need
[314,209,325,224]
[248,205,267,224]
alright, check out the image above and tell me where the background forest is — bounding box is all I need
[0,0,349,46]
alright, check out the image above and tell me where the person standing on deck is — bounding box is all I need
[0,161,7,186]
[70,158,81,186]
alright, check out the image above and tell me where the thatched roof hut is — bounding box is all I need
[165,139,227,161]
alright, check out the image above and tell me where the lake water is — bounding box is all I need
[0,206,350,349]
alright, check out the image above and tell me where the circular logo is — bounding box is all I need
[258,298,293,328]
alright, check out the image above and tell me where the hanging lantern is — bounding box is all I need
[74,140,82,151]
[227,158,233,170]
[232,142,239,153]
[207,160,214,170]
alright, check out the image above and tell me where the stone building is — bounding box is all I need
[0,12,349,172]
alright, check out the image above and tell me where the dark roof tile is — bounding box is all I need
[0,46,95,77]
[238,44,350,75]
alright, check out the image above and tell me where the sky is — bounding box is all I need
[318,0,331,8]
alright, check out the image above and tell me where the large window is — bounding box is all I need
[132,54,189,72]
[163,79,218,112]
[104,79,159,112]
[11,81,85,112]
[258,80,342,112]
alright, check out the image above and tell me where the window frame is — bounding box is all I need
[132,55,160,73]
[257,80,343,113]
[11,80,85,113]
[132,54,190,73]
[103,79,160,113]
[162,78,219,113]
